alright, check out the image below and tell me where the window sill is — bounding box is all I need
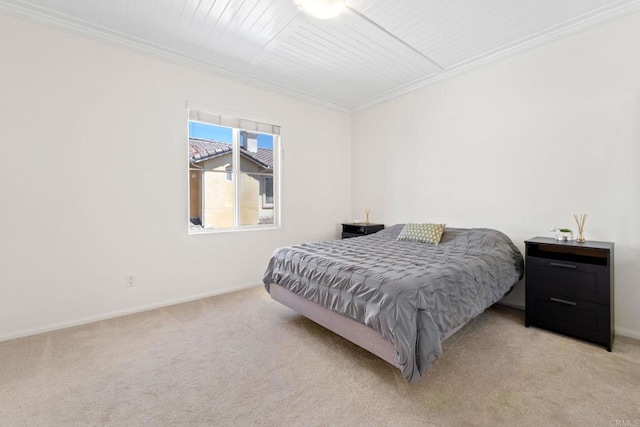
[188,224,280,235]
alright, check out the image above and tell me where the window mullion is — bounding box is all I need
[274,135,280,227]
[232,128,240,228]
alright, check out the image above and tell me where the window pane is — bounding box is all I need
[238,131,275,226]
[189,121,234,230]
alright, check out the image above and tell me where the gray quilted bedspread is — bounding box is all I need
[263,225,524,383]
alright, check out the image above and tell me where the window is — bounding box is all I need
[188,109,280,232]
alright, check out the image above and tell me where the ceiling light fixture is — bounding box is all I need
[298,0,346,20]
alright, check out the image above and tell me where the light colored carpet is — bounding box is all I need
[1,286,638,426]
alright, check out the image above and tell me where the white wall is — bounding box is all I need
[0,13,351,340]
[352,11,640,338]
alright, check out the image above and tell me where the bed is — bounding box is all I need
[263,224,524,383]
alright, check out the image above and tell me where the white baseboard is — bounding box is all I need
[0,282,261,343]
[616,326,640,340]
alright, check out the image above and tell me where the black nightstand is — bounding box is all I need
[341,223,384,239]
[524,237,614,351]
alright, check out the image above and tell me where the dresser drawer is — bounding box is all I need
[526,289,610,347]
[525,256,610,305]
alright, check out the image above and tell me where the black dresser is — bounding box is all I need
[524,237,614,351]
[341,223,384,239]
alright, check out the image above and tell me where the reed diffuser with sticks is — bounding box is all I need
[573,213,587,243]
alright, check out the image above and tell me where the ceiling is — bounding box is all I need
[1,0,639,111]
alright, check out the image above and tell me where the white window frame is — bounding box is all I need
[188,108,281,234]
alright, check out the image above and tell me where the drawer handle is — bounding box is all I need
[550,297,577,306]
[549,262,577,269]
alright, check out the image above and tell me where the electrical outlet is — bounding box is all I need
[126,274,135,287]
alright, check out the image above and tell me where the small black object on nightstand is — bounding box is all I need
[341,223,384,239]
[524,237,614,351]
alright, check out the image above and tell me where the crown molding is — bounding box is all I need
[351,0,640,112]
